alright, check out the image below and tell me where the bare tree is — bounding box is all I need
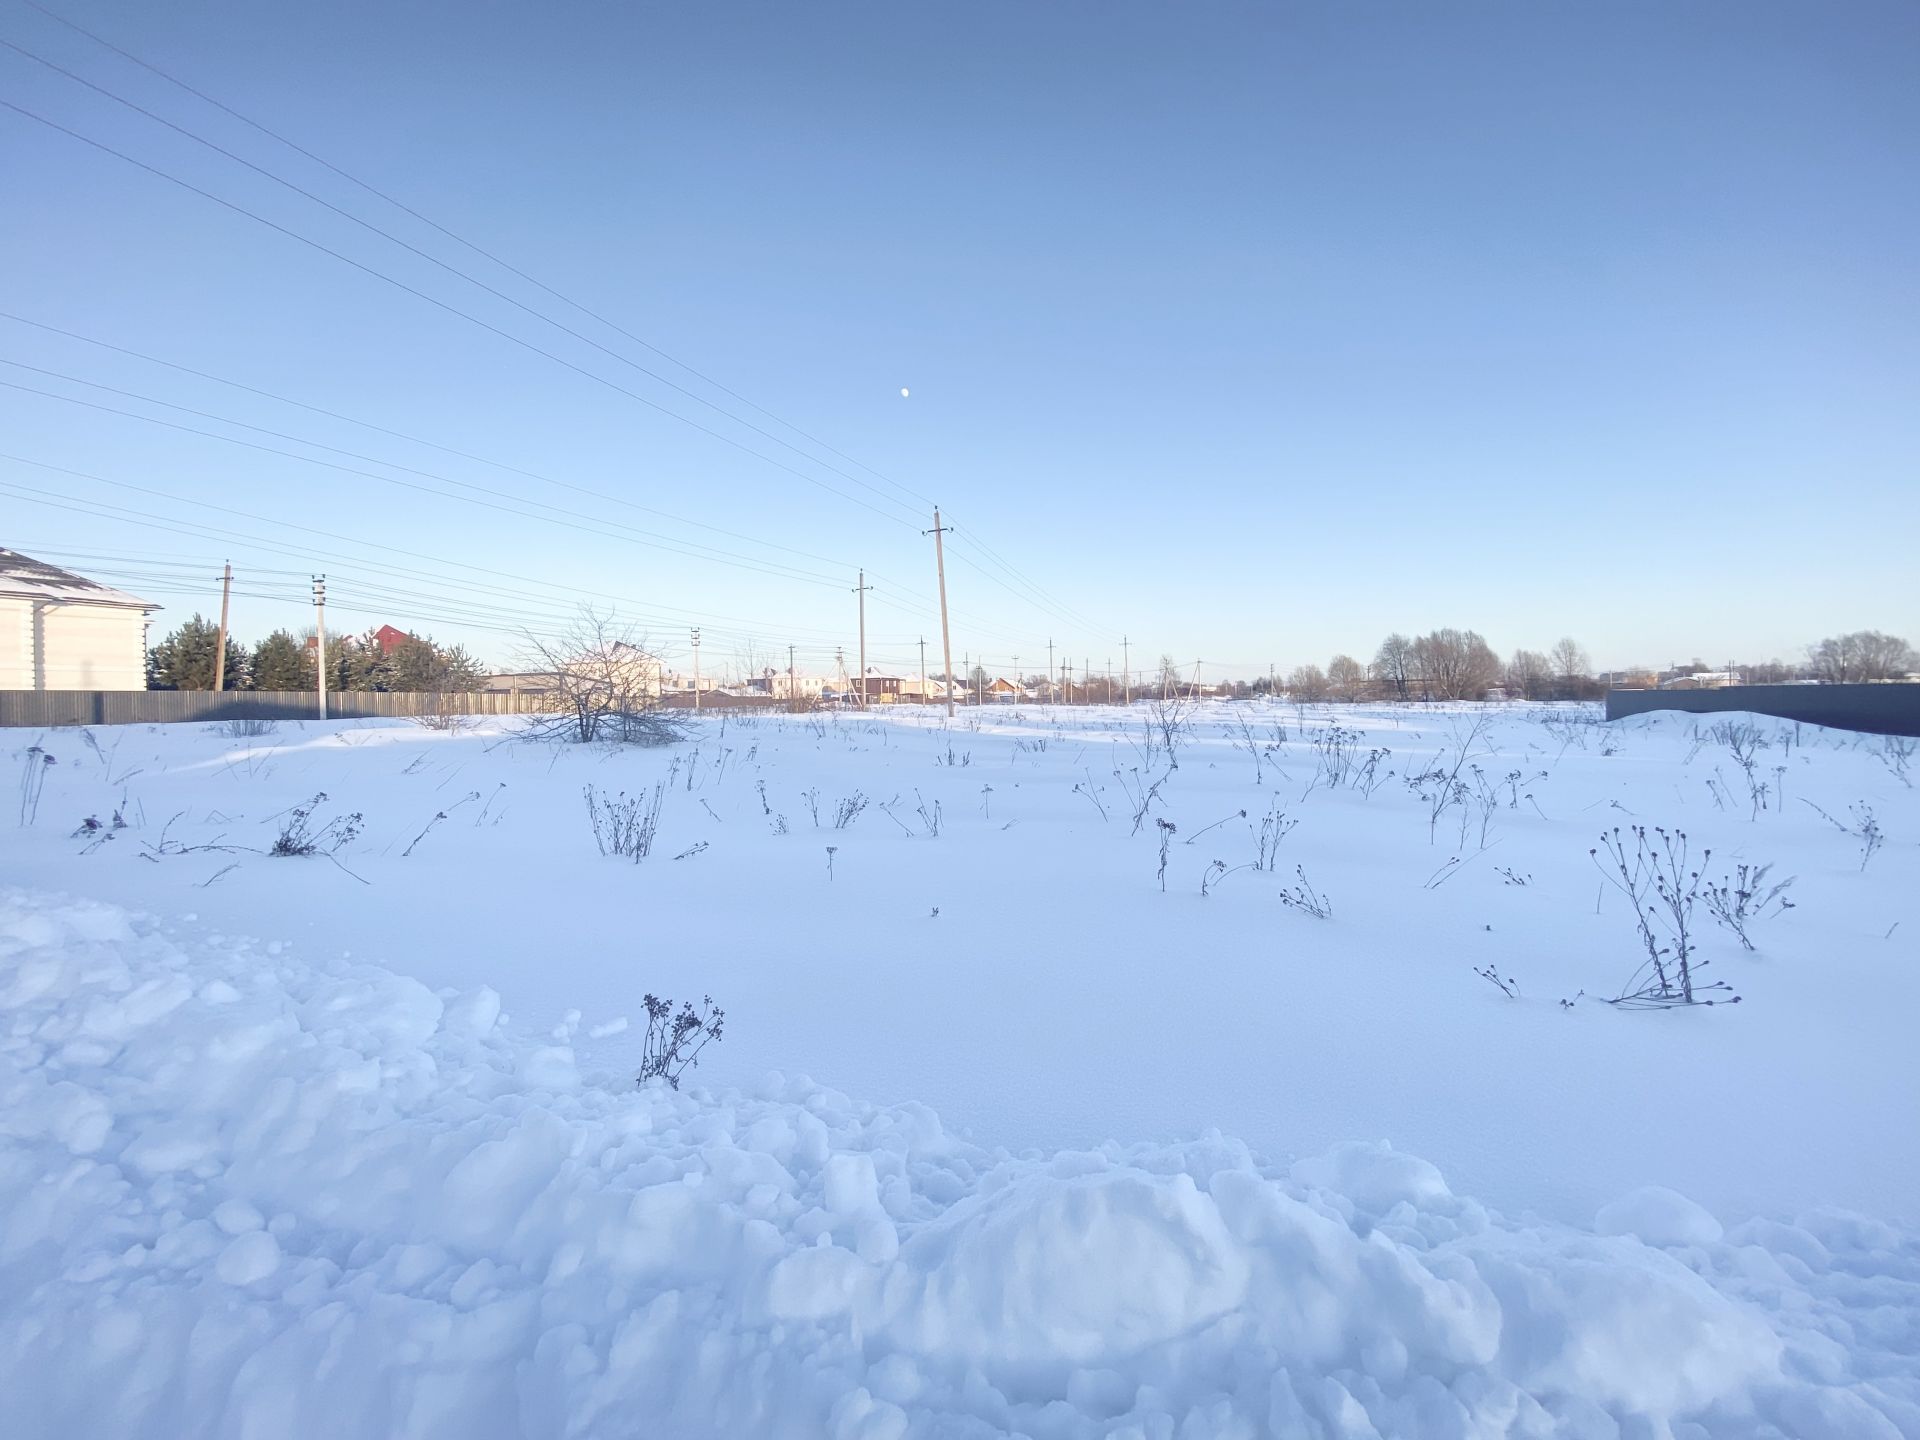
[1807,630,1914,683]
[1374,634,1414,701]
[1507,648,1551,701]
[521,608,693,746]
[1157,654,1183,699]
[1550,637,1590,686]
[1412,628,1501,701]
[1287,663,1330,701]
[1327,654,1367,701]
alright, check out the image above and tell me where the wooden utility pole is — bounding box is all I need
[852,571,872,709]
[312,574,328,720]
[691,627,702,713]
[925,510,956,719]
[213,561,232,692]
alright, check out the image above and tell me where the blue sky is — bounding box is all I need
[4,0,1915,680]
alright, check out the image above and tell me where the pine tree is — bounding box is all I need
[250,630,310,691]
[146,614,243,690]
[385,634,485,692]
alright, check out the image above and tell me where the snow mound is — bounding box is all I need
[2,890,1914,1439]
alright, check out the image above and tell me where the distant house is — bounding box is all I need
[371,624,413,652]
[1660,671,1741,691]
[898,675,963,702]
[657,670,718,697]
[984,677,1021,701]
[767,671,827,701]
[855,666,907,701]
[0,547,159,690]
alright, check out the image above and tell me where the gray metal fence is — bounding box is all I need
[1605,683,1920,737]
[0,690,553,728]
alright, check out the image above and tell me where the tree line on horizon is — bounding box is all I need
[144,615,485,694]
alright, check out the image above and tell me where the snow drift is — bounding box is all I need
[1,890,1913,1439]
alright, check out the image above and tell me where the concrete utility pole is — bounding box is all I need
[925,509,956,719]
[213,561,232,692]
[1121,636,1131,706]
[852,571,872,710]
[691,627,702,714]
[312,574,328,720]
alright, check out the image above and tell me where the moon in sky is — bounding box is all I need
[900,387,910,398]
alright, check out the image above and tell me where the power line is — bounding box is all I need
[17,0,940,515]
[0,311,882,576]
[0,95,923,529]
[0,364,849,587]
[4,27,1115,654]
[7,9,1101,643]
[0,463,898,647]
[1,30,939,523]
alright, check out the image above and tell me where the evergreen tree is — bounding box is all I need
[250,630,311,691]
[146,614,243,690]
[386,634,485,692]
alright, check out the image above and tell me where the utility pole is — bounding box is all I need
[918,636,928,707]
[312,574,328,721]
[1106,658,1113,705]
[963,651,970,706]
[1047,637,1055,706]
[1121,636,1131,706]
[925,509,956,719]
[213,561,232,692]
[1013,656,1020,709]
[852,570,872,710]
[788,643,797,714]
[691,627,702,714]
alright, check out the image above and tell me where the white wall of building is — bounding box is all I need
[0,599,150,690]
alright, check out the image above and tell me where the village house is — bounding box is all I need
[0,547,159,690]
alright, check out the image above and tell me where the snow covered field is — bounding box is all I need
[3,702,1917,1437]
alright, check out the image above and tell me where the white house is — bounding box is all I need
[0,548,158,690]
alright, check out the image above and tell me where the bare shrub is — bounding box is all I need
[1276,865,1333,919]
[271,793,365,857]
[215,717,280,739]
[637,994,725,1090]
[520,608,696,747]
[585,783,665,861]
[1703,864,1795,951]
[1803,800,1886,871]
[1591,826,1738,1008]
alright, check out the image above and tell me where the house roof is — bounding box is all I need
[0,547,158,609]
